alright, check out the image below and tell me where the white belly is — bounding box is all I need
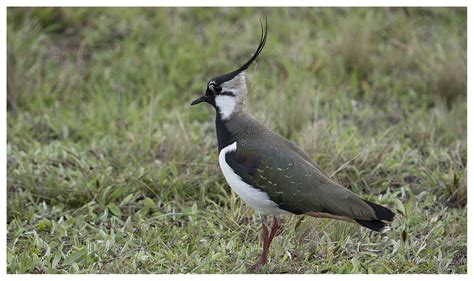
[218,142,289,215]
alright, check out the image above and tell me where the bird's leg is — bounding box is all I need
[251,214,270,269]
[251,216,282,270]
[267,216,281,246]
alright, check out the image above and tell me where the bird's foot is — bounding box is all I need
[249,251,268,272]
[249,259,266,272]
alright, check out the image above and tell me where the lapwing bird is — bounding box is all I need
[191,20,395,269]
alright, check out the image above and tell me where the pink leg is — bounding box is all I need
[267,216,280,245]
[251,216,281,270]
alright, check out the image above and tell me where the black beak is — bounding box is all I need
[190,94,208,105]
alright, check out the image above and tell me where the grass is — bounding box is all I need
[6,7,467,274]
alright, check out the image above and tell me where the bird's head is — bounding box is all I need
[191,19,267,120]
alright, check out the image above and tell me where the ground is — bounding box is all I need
[7,7,467,273]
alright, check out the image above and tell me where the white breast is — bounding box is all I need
[218,142,290,215]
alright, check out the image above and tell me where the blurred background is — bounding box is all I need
[7,8,466,273]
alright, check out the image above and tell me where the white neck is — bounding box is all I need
[215,95,237,120]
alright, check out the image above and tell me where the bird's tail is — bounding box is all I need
[353,199,395,233]
[306,199,395,233]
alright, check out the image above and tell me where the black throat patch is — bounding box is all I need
[215,113,235,153]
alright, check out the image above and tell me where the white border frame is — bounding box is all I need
[1,1,470,279]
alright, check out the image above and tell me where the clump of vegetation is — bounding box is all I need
[7,8,466,273]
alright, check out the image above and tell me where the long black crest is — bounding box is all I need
[212,17,268,85]
[234,17,268,74]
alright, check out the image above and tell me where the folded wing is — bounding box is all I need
[225,138,391,223]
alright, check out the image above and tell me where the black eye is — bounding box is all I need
[213,84,222,93]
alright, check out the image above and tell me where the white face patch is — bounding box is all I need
[213,73,247,120]
[215,95,237,120]
[209,80,217,92]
